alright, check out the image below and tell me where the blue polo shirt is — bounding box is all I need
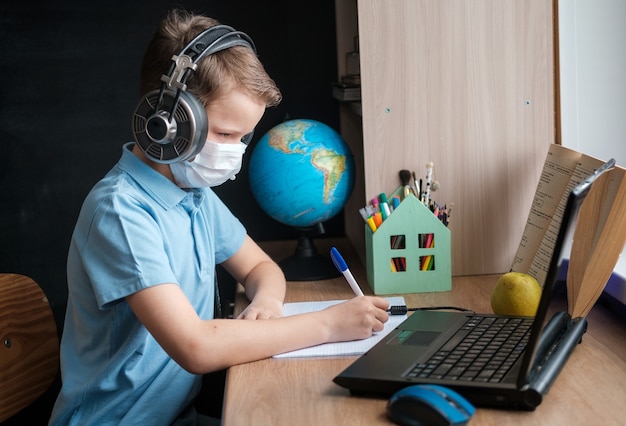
[50,143,246,425]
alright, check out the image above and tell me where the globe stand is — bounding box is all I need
[278,223,340,281]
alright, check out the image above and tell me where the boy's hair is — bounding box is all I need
[139,9,282,108]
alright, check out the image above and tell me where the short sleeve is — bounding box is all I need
[81,194,178,309]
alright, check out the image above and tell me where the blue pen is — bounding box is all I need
[330,247,364,297]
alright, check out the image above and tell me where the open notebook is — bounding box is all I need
[273,297,406,358]
[510,144,626,317]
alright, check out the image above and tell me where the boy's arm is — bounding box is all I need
[127,283,389,374]
[219,235,286,319]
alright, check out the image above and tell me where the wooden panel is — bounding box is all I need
[356,0,555,275]
[335,0,368,260]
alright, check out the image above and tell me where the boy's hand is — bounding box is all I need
[323,296,390,342]
[237,296,284,320]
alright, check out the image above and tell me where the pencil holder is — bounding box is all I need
[365,188,452,294]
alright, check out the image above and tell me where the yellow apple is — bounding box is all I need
[490,272,542,316]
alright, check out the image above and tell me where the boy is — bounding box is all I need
[50,9,389,425]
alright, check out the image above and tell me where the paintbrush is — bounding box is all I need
[399,169,415,198]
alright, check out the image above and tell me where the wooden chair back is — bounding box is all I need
[0,273,59,422]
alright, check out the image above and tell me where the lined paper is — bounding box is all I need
[273,296,406,358]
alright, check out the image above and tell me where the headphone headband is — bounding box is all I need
[161,26,256,94]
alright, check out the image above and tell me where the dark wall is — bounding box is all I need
[0,1,340,422]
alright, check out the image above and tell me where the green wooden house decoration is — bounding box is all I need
[365,188,452,294]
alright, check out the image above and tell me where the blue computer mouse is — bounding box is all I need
[386,384,475,426]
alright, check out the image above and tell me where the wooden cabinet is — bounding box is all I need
[336,0,556,276]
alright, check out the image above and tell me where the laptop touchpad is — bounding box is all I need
[389,330,441,346]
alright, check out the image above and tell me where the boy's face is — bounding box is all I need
[204,87,265,145]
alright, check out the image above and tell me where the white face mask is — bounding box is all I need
[170,140,247,188]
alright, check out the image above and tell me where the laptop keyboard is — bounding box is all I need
[404,316,533,383]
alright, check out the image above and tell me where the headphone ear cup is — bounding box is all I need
[132,90,208,163]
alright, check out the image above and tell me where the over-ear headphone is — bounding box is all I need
[132,25,256,163]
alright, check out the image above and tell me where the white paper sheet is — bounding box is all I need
[273,296,407,358]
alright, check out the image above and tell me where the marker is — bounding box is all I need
[330,247,364,297]
[366,216,377,233]
[372,212,383,228]
[392,196,401,210]
[380,201,391,220]
[378,193,390,220]
[370,197,380,212]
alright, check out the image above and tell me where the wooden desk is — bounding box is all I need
[222,239,626,425]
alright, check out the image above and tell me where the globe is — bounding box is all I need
[249,119,355,280]
[249,119,355,228]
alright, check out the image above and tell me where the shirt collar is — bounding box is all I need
[117,142,196,210]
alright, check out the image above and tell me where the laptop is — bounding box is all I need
[334,159,616,410]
